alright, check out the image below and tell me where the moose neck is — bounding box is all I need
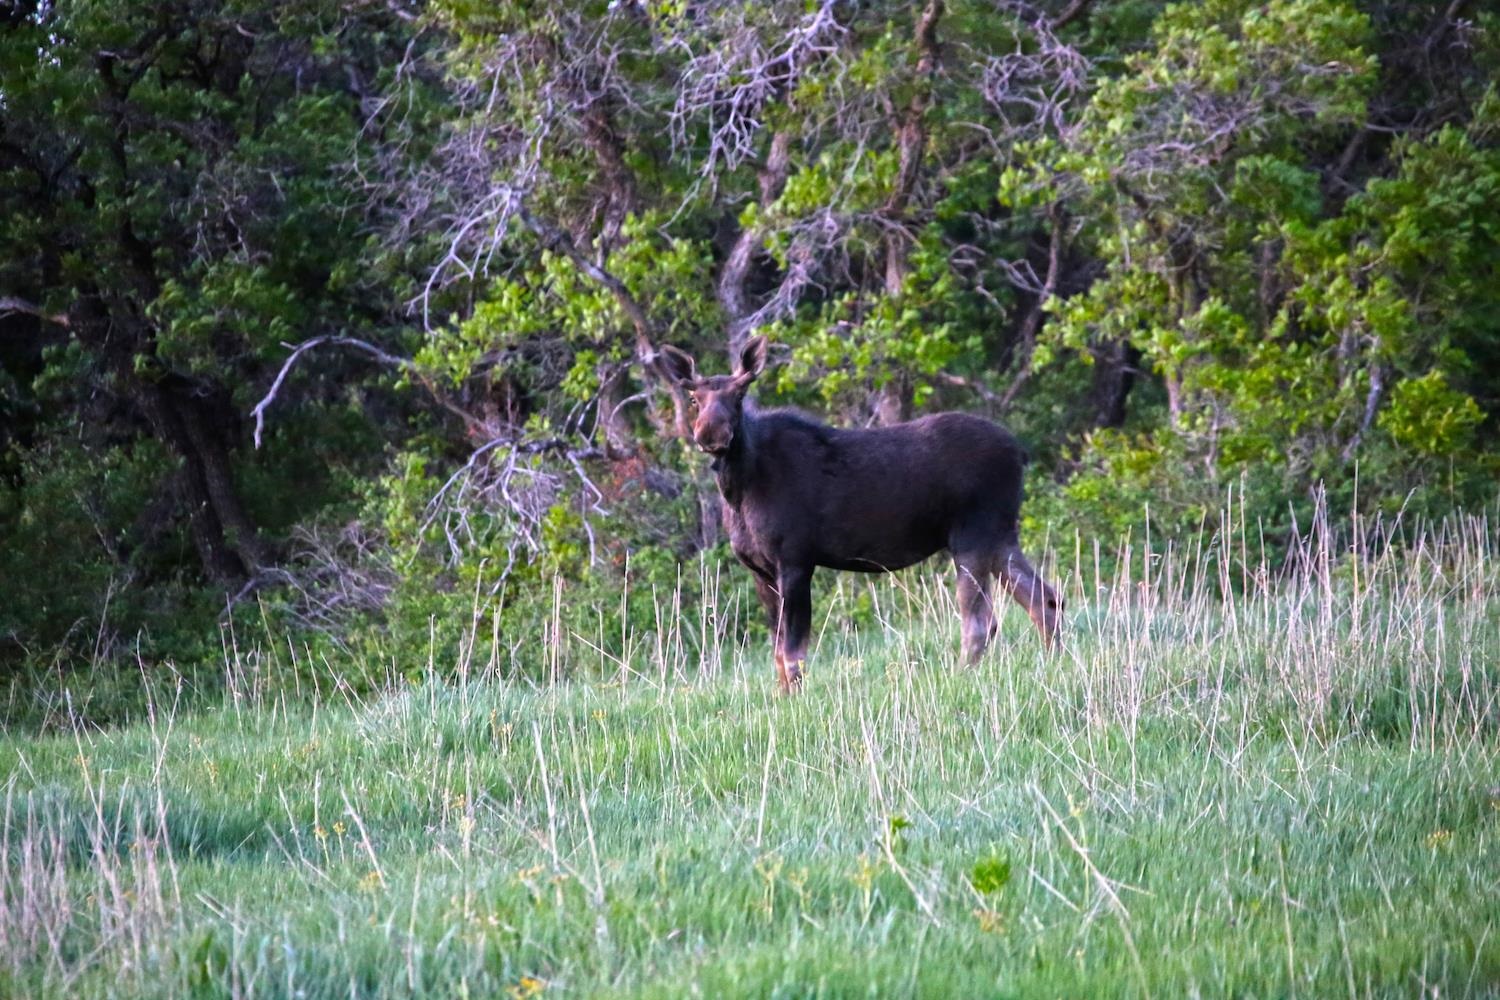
[710,400,758,508]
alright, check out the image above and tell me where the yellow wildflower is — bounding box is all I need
[972,907,1005,935]
[509,975,547,998]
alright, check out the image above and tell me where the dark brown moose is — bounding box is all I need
[659,336,1062,693]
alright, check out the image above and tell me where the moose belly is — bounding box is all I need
[721,488,947,575]
[812,519,947,574]
[816,550,934,573]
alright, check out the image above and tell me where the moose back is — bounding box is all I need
[660,336,1062,693]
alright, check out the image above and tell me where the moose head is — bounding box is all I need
[658,336,768,457]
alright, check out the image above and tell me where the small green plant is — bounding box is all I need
[969,851,1012,896]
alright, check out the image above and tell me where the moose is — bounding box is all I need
[659,336,1062,693]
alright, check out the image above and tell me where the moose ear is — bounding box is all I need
[735,335,769,380]
[657,344,698,385]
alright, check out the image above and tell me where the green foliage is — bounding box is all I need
[1023,3,1499,538]
[5,0,1500,695]
[1379,372,1485,458]
[773,226,988,411]
[0,0,430,689]
[0,438,188,656]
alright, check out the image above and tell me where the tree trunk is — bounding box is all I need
[581,103,638,261]
[874,378,912,426]
[136,378,271,587]
[1085,339,1141,430]
[70,285,271,589]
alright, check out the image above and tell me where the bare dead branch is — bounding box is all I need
[251,335,479,449]
[739,207,842,331]
[378,6,656,325]
[668,0,846,177]
[1067,29,1366,202]
[1342,364,1386,461]
[979,3,1090,145]
[418,433,608,586]
[225,521,399,638]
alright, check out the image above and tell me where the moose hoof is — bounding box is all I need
[777,660,805,695]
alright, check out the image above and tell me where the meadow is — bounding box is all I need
[2,507,1497,998]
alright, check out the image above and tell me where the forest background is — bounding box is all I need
[2,0,1498,719]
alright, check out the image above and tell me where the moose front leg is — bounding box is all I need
[774,565,813,693]
[750,573,789,685]
[752,573,779,628]
[954,556,997,663]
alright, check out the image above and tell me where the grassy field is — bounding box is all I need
[2,510,1498,998]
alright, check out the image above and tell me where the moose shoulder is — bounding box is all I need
[659,336,1062,693]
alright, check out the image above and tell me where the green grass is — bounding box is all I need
[3,511,1498,998]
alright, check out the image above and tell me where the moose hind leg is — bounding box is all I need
[954,556,996,664]
[998,542,1062,648]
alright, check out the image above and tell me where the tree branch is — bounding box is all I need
[516,206,692,437]
[251,334,477,449]
[0,296,71,328]
[1050,0,1094,30]
[934,371,1003,405]
[1342,364,1386,461]
[516,207,654,360]
[882,0,943,237]
[720,129,793,354]
[1000,202,1065,410]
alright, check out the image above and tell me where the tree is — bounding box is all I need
[1008,0,1500,539]
[5,0,1499,686]
[0,0,422,662]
